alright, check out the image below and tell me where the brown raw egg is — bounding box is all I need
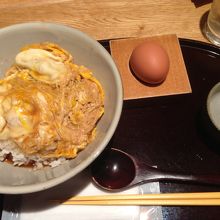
[129,41,170,84]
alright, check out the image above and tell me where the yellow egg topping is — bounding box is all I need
[0,42,104,161]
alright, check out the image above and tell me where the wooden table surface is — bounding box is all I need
[0,0,211,43]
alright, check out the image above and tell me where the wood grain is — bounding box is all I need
[0,0,211,42]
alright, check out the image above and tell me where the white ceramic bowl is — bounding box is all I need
[0,22,123,194]
[207,82,220,131]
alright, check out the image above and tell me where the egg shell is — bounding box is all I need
[129,41,170,84]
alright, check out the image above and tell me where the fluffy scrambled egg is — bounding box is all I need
[0,42,104,159]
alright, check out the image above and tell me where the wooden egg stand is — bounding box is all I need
[110,34,192,100]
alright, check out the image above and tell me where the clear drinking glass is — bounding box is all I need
[204,0,220,46]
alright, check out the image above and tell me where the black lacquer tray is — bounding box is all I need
[1,39,220,220]
[98,39,220,220]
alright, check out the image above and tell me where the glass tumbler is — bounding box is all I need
[204,0,220,46]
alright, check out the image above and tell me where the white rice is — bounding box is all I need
[0,140,67,169]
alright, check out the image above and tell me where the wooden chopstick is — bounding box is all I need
[61,199,220,206]
[68,192,220,201]
[53,192,220,206]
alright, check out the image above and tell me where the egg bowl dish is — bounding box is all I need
[0,22,122,194]
[0,42,104,168]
